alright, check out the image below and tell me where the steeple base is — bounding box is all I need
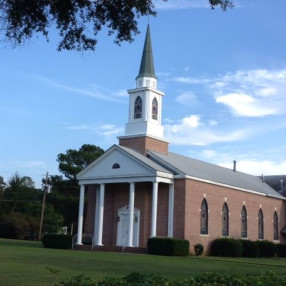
[118,135,169,155]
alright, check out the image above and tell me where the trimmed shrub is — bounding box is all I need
[277,244,286,257]
[194,243,204,256]
[210,238,242,257]
[256,240,277,258]
[240,239,259,258]
[147,237,189,256]
[42,233,73,249]
[97,272,168,286]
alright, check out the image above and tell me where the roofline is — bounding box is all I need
[176,174,286,200]
[77,144,172,180]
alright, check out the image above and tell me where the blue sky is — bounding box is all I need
[1,0,286,187]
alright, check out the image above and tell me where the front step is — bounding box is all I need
[74,244,146,254]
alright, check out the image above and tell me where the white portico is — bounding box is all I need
[76,145,174,247]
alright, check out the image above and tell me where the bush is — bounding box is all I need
[58,272,286,286]
[172,271,286,286]
[210,238,242,257]
[147,237,189,256]
[97,272,168,286]
[194,243,204,256]
[277,244,286,257]
[256,240,277,258]
[55,274,96,286]
[42,233,73,249]
[240,239,259,258]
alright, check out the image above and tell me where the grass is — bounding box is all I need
[0,238,286,286]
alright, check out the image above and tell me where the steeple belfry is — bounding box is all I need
[118,25,169,155]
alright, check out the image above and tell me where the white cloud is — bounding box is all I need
[99,125,124,136]
[66,123,123,136]
[208,120,218,126]
[202,149,217,158]
[216,93,277,117]
[219,160,286,176]
[155,0,209,10]
[30,74,127,103]
[175,69,286,118]
[175,92,197,105]
[213,69,286,117]
[173,76,210,84]
[164,115,247,145]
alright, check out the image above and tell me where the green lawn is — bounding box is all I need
[0,238,286,286]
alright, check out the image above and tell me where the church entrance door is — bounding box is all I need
[116,206,140,247]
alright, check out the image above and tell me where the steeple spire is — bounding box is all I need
[136,24,156,79]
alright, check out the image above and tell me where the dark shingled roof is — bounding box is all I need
[147,150,285,200]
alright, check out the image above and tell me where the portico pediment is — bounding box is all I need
[77,145,161,183]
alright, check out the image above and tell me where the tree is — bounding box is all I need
[57,144,104,181]
[0,0,233,51]
[5,173,39,213]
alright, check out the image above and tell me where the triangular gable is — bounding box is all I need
[77,145,157,181]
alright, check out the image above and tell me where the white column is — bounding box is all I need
[76,185,85,245]
[128,182,135,247]
[168,183,174,238]
[151,181,158,237]
[93,186,100,245]
[96,183,105,246]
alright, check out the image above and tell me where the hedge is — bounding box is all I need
[210,238,242,257]
[240,239,259,258]
[147,237,189,256]
[277,244,286,257]
[42,233,73,249]
[255,240,277,258]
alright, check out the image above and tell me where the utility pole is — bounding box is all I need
[38,172,50,241]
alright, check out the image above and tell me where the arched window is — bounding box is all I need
[222,203,229,236]
[258,209,264,239]
[241,206,247,238]
[273,211,279,241]
[134,96,142,119]
[112,163,120,169]
[200,199,208,235]
[152,97,158,120]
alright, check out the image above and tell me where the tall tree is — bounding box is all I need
[57,144,104,181]
[5,173,39,213]
[0,0,233,51]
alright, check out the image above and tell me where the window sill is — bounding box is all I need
[200,234,209,237]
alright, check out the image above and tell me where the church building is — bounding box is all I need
[76,25,286,253]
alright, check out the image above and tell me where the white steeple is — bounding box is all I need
[124,25,165,140]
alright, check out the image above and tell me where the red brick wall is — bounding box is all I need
[84,179,285,252]
[83,185,96,235]
[173,179,186,239]
[182,179,286,254]
[119,136,169,155]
